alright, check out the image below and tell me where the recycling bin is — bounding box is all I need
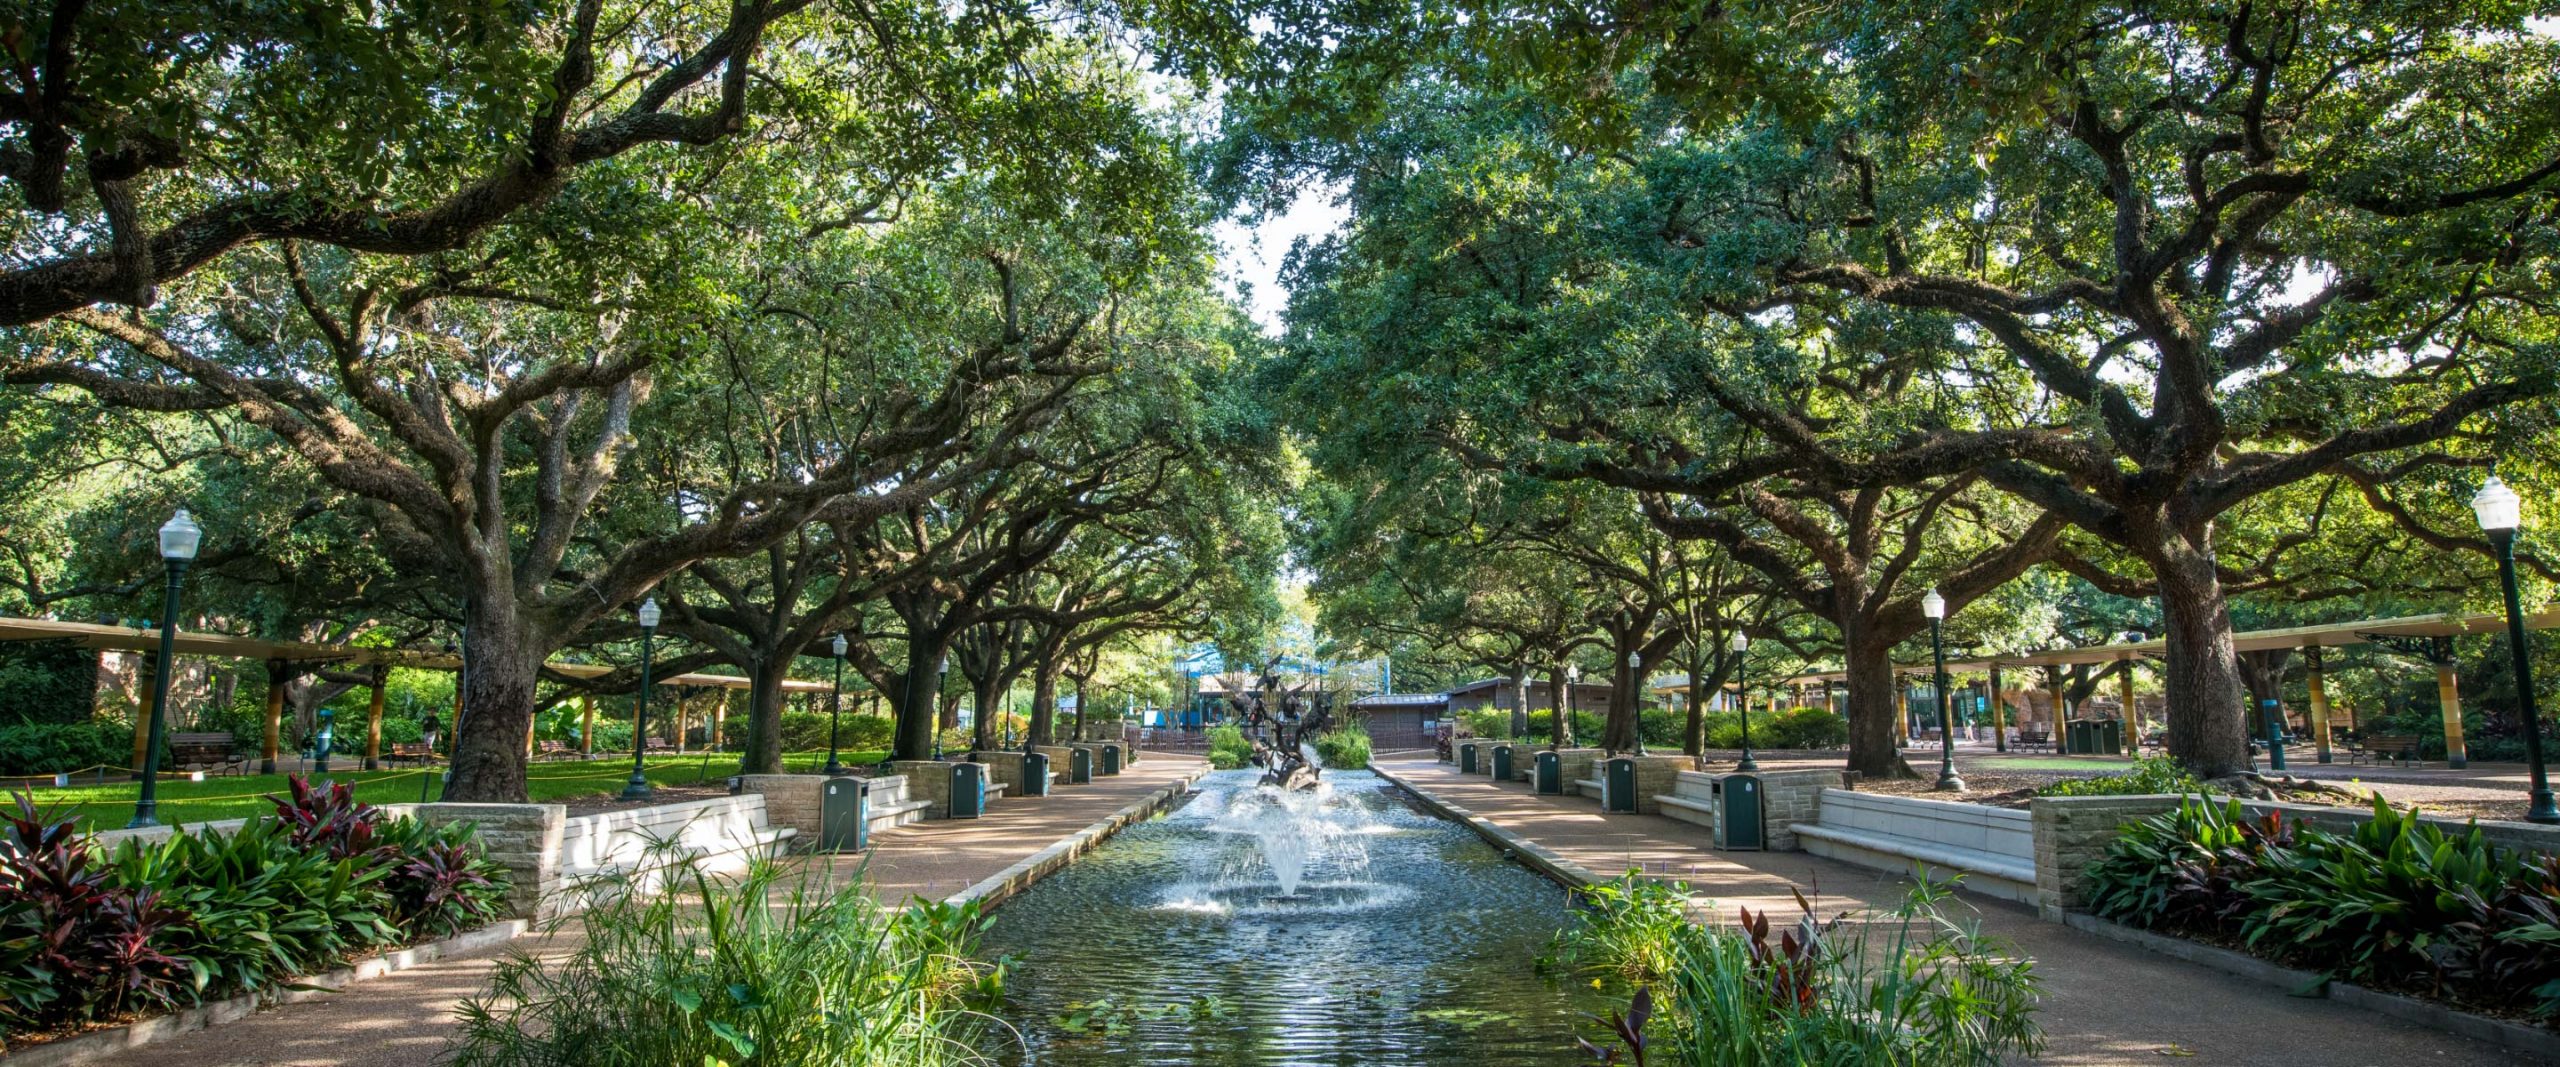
[1099,744,1121,776]
[947,761,986,819]
[1491,744,1515,782]
[1459,742,1480,775]
[819,776,869,852]
[1019,751,1051,797]
[1600,756,1639,814]
[1712,774,1764,850]
[1069,747,1093,784]
[1534,750,1563,795]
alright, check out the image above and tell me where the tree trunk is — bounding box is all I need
[1028,663,1061,746]
[2154,534,2253,777]
[740,654,789,774]
[445,603,540,802]
[1841,625,1917,780]
[1548,664,1572,747]
[1685,647,1709,757]
[891,641,939,762]
[2236,649,2292,733]
[1602,653,1640,753]
[1509,664,1530,736]
[970,673,1002,751]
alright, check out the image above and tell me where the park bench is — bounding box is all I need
[2360,734,2423,766]
[168,732,240,773]
[1795,789,2037,903]
[1653,770,1718,830]
[2013,727,2050,752]
[644,737,677,753]
[536,740,576,761]
[389,742,435,765]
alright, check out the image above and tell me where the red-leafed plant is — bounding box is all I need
[270,775,380,860]
[0,794,197,1027]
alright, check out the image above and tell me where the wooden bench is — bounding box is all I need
[2014,727,2051,752]
[168,731,238,772]
[2360,734,2423,766]
[536,740,576,761]
[644,738,677,753]
[389,742,435,765]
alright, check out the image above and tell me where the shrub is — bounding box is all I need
[2084,795,2560,1023]
[1206,724,1251,769]
[1456,707,1513,739]
[1,777,510,1044]
[451,857,997,1066]
[1313,720,1372,769]
[1559,874,2044,1066]
[0,640,97,727]
[1522,709,1608,745]
[2037,755,2201,797]
[0,721,133,776]
[1760,707,1848,749]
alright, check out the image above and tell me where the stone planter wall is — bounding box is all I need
[888,760,959,817]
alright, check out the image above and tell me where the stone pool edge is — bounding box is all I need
[1371,766,1606,891]
[944,767,1210,910]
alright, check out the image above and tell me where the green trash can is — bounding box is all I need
[1534,750,1563,795]
[1019,751,1051,797]
[819,776,868,852]
[1098,744,1121,776]
[1600,757,1638,814]
[1068,747,1093,784]
[1491,744,1515,782]
[1459,742,1480,775]
[2097,719,2122,755]
[2064,720,2090,755]
[947,762,986,819]
[1713,774,1764,851]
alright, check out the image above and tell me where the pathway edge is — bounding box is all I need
[0,919,529,1067]
[943,766,1207,909]
[1373,764,1608,890]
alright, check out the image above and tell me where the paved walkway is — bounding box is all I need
[1375,757,2533,1067]
[79,757,1206,1067]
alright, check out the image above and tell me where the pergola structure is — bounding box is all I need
[1765,609,2560,765]
[0,617,836,773]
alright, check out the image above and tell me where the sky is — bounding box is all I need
[1211,187,1349,334]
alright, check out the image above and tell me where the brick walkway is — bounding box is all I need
[1374,757,2531,1067]
[74,757,1206,1067]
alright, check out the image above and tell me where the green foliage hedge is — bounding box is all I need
[1206,724,1251,769]
[1313,721,1371,768]
[1456,706,1845,750]
[0,640,96,727]
[1,778,510,1043]
[0,721,133,776]
[2085,796,2560,1025]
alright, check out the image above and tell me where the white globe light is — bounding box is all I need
[2473,475,2524,533]
[636,597,662,629]
[1728,631,1749,654]
[832,633,849,657]
[159,509,202,562]
[1921,587,1947,620]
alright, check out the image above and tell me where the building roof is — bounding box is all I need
[1351,692,1450,708]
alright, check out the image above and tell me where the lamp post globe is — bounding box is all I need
[622,597,661,801]
[2474,476,2558,824]
[130,508,202,829]
[1923,588,1964,792]
[1730,630,1757,771]
[825,632,850,775]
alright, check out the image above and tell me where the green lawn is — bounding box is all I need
[1970,755,2139,773]
[20,750,884,831]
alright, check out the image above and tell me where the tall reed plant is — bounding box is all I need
[451,849,1003,1067]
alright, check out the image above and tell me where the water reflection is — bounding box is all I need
[979,770,1602,1066]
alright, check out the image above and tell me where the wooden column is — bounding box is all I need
[261,659,288,774]
[2304,646,2333,764]
[2436,662,2468,769]
[1990,664,2008,752]
[363,665,387,770]
[711,690,727,749]
[2119,660,2139,746]
[580,694,596,754]
[676,689,692,753]
[524,707,538,758]
[1894,680,1910,745]
[130,654,157,776]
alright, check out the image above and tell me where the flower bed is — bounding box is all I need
[1,776,511,1051]
[2082,795,2560,1028]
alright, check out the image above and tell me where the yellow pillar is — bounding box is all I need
[712,691,728,749]
[524,708,538,758]
[130,655,157,776]
[580,694,596,755]
[2304,647,2332,765]
[363,665,387,770]
[1990,665,2008,752]
[1894,680,1910,745]
[261,660,287,774]
[2436,662,2468,769]
[2119,660,2139,750]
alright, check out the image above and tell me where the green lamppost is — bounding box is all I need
[1731,630,1758,771]
[621,597,660,801]
[2473,476,2558,824]
[129,508,201,829]
[1924,588,1964,792]
[824,632,849,775]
